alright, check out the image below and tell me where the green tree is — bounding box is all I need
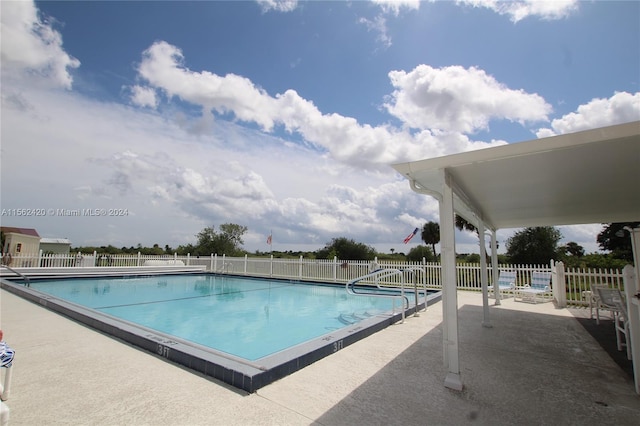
[505,226,562,265]
[597,222,639,262]
[561,242,585,257]
[406,245,435,262]
[557,241,585,267]
[315,237,376,260]
[421,221,440,258]
[194,224,248,256]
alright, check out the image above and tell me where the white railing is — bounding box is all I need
[1,252,628,306]
[563,266,626,306]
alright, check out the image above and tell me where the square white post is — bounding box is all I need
[441,173,462,391]
[490,232,500,305]
[478,222,491,328]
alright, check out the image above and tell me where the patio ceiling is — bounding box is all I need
[392,120,640,232]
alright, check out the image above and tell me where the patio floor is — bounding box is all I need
[1,288,639,425]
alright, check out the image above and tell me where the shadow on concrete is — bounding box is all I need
[570,309,633,380]
[315,304,640,426]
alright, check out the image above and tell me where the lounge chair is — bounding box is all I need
[489,270,516,299]
[0,340,13,402]
[595,287,631,360]
[588,283,614,325]
[514,271,553,304]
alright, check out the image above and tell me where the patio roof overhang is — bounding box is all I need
[391,120,640,393]
[392,120,640,232]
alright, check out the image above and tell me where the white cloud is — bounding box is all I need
[256,0,298,13]
[1,0,614,255]
[0,0,79,89]
[457,0,578,23]
[129,85,158,109]
[384,65,552,133]
[372,0,421,16]
[362,0,422,49]
[536,92,640,137]
[359,15,392,49]
[0,77,444,250]
[133,42,511,174]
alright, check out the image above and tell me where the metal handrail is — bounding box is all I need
[402,266,429,316]
[0,265,30,285]
[217,262,234,274]
[346,268,409,323]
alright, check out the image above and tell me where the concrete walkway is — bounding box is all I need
[1,289,638,425]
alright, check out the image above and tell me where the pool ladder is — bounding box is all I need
[346,268,410,323]
[216,262,234,274]
[0,264,30,285]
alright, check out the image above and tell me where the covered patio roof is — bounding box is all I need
[392,120,640,231]
[391,120,640,393]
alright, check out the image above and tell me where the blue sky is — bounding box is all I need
[1,0,638,255]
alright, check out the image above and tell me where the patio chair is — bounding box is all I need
[595,287,631,360]
[0,340,13,402]
[588,283,615,325]
[489,270,516,299]
[0,365,11,402]
[514,271,553,304]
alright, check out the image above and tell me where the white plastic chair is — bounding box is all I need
[489,270,516,299]
[514,271,553,304]
[589,283,615,325]
[0,365,12,402]
[595,287,631,360]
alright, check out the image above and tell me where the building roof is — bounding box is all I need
[392,120,640,231]
[39,238,71,245]
[0,227,40,238]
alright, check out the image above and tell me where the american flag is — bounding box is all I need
[266,233,272,245]
[403,227,419,244]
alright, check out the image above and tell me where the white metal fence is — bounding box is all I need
[1,251,629,306]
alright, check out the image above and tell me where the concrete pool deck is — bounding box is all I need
[1,288,639,425]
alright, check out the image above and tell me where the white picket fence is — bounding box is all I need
[0,251,628,307]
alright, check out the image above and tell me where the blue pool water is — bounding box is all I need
[24,274,409,361]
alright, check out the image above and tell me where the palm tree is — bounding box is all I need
[421,221,440,258]
[455,215,477,233]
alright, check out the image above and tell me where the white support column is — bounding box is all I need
[478,223,491,328]
[491,232,500,305]
[623,264,639,395]
[440,173,462,391]
[623,227,640,394]
[554,261,566,308]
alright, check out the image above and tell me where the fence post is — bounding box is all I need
[244,254,248,275]
[137,252,141,267]
[186,253,190,266]
[554,261,566,308]
[333,256,338,283]
[211,254,215,272]
[299,255,303,280]
[270,255,273,277]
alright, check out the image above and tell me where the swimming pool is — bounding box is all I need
[1,273,440,391]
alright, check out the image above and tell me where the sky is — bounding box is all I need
[1,0,638,256]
